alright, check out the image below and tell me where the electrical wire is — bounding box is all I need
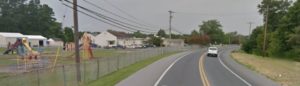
[102,0,161,28]
[62,3,137,33]
[83,0,158,31]
[62,0,154,33]
[64,0,155,33]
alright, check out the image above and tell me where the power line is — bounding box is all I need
[62,0,154,33]
[62,3,138,33]
[102,0,158,28]
[64,0,152,32]
[82,0,158,31]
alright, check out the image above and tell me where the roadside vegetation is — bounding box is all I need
[242,0,300,60]
[88,52,179,86]
[231,52,300,86]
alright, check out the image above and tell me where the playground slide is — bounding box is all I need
[22,41,32,52]
[3,49,12,54]
[3,39,22,55]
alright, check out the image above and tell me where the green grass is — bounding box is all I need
[87,52,179,86]
[0,48,5,53]
[231,52,300,86]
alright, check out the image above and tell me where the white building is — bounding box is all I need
[0,32,26,47]
[47,38,64,47]
[163,39,185,47]
[24,35,47,47]
[0,32,48,47]
[94,31,117,47]
[94,31,145,48]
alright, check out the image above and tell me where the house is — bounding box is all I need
[95,31,118,47]
[47,38,64,47]
[94,30,145,48]
[0,32,26,47]
[163,39,185,47]
[24,35,47,47]
[118,37,145,48]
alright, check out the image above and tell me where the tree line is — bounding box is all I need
[242,0,300,59]
[0,0,74,43]
[185,20,246,45]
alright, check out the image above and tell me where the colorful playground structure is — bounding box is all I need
[3,38,40,70]
[2,33,94,72]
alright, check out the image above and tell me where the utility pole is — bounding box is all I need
[72,0,81,84]
[263,5,269,57]
[248,22,253,38]
[168,10,174,39]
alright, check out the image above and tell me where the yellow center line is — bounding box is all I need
[199,52,210,86]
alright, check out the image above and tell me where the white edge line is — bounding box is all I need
[218,50,252,86]
[153,51,192,86]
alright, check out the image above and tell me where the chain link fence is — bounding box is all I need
[0,47,190,86]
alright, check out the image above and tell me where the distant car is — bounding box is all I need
[207,47,218,57]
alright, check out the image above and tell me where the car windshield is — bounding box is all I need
[209,48,217,50]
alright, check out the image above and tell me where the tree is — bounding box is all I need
[0,0,63,38]
[199,20,225,44]
[147,37,163,47]
[242,26,264,54]
[64,27,74,43]
[133,31,146,38]
[191,30,199,36]
[258,0,291,32]
[287,26,300,57]
[157,29,167,37]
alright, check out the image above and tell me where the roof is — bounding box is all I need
[107,30,131,39]
[0,32,26,38]
[24,35,47,40]
[48,38,62,41]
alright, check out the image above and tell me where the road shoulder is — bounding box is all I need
[220,46,279,86]
[116,50,192,86]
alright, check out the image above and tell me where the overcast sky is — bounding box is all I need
[40,0,263,35]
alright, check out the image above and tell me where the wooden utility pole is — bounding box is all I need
[248,22,253,38]
[72,0,81,84]
[168,10,174,39]
[263,5,269,57]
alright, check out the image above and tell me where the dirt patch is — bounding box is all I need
[231,52,300,86]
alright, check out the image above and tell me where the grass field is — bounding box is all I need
[231,52,300,86]
[0,47,121,65]
[88,52,179,86]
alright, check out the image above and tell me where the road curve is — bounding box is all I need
[155,46,279,86]
[155,49,205,86]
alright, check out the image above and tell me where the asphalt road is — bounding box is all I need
[155,46,278,86]
[156,49,204,86]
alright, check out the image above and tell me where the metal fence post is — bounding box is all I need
[36,69,40,86]
[117,55,120,70]
[83,61,86,84]
[96,58,100,79]
[107,57,110,73]
[62,65,67,86]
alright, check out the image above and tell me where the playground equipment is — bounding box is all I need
[81,32,94,60]
[3,38,40,70]
[51,33,94,72]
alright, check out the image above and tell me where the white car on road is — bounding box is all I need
[207,47,218,57]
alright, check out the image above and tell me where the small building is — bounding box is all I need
[47,38,64,47]
[118,37,145,48]
[24,35,47,47]
[94,30,145,48]
[163,39,185,47]
[0,32,26,47]
[95,31,118,47]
